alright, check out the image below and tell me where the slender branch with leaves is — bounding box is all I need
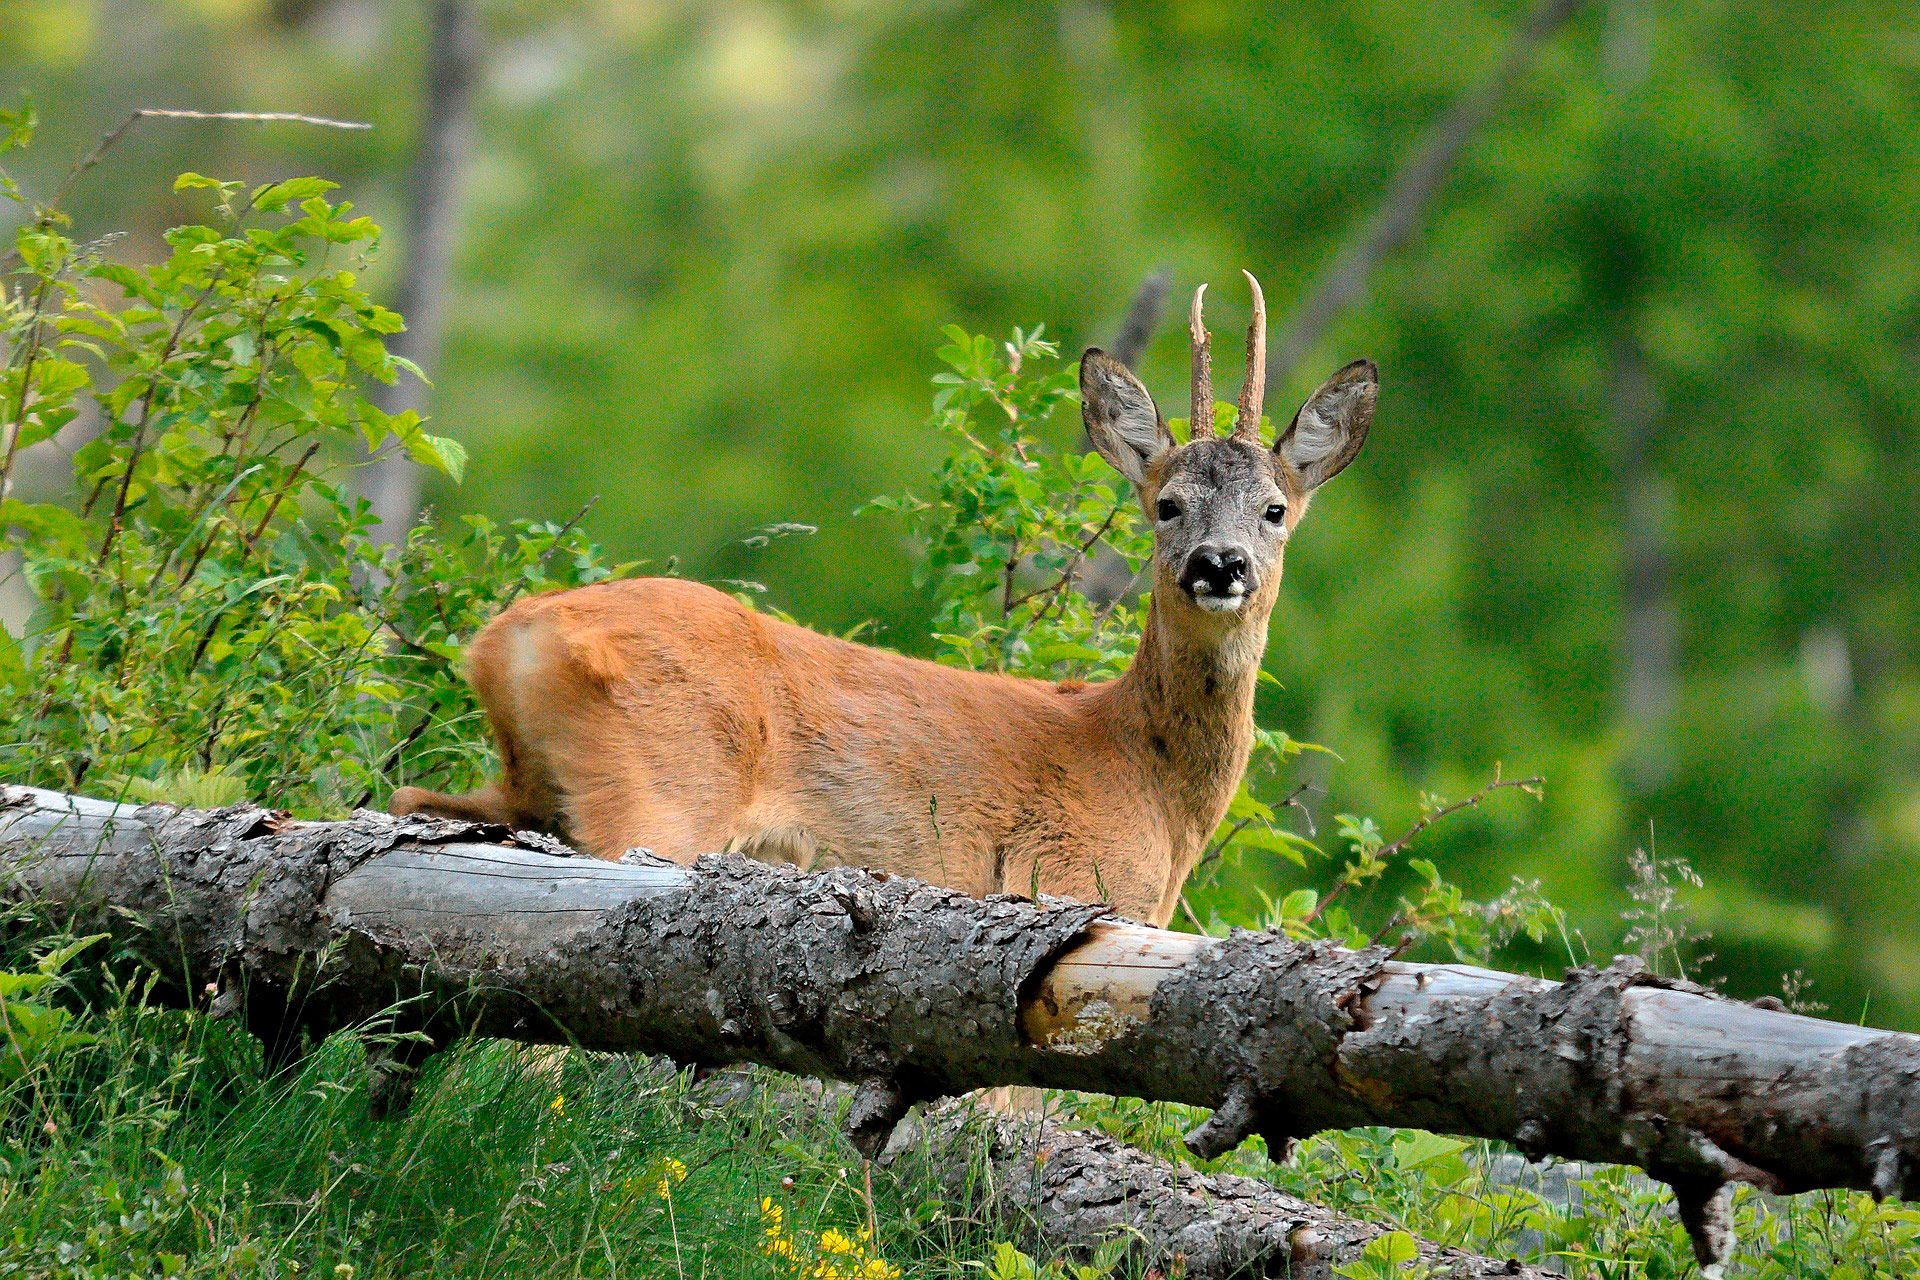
[0,111,622,813]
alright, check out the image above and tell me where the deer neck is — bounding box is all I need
[1109,597,1266,845]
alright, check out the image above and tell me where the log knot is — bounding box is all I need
[1150,929,1392,1159]
[1621,1118,1744,1274]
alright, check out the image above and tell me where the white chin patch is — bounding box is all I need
[1194,594,1246,614]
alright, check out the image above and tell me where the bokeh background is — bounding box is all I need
[4,0,1918,1024]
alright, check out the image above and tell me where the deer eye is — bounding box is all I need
[1263,502,1287,524]
[1156,497,1181,522]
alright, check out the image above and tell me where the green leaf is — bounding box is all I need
[987,1243,1039,1280]
[0,498,89,550]
[14,224,70,275]
[405,432,468,483]
[0,624,24,689]
[1391,1130,1469,1171]
[1280,888,1319,921]
[34,933,106,976]
[250,176,338,213]
[1334,1230,1423,1280]
[0,96,36,153]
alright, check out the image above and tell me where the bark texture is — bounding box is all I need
[906,1104,1543,1280]
[5,786,1919,1272]
[694,1074,1544,1279]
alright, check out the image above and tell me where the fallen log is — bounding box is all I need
[4,785,1917,1273]
[906,1104,1542,1280]
[723,1077,1546,1279]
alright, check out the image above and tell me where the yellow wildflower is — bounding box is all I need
[547,1094,565,1118]
[818,1228,859,1257]
[654,1156,688,1199]
[860,1261,901,1280]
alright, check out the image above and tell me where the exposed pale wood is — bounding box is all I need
[1020,920,1205,1044]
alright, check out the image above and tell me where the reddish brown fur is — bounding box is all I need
[394,572,1279,925]
[393,291,1373,929]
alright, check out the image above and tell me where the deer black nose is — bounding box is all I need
[1179,545,1253,601]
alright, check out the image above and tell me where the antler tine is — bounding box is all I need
[1188,283,1213,441]
[1232,270,1267,440]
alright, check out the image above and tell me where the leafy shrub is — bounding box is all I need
[1,118,622,815]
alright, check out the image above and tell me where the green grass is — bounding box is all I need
[0,960,1012,1280]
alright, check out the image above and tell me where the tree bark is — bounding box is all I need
[5,786,1918,1272]
[903,1103,1543,1279]
[362,0,482,543]
[1266,0,1591,386]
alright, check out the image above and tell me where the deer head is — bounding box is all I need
[1080,272,1376,630]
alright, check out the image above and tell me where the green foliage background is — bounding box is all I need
[4,0,1920,1028]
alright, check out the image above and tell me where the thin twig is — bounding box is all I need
[49,108,372,211]
[1195,780,1318,874]
[168,441,321,594]
[94,277,222,569]
[1003,502,1124,615]
[238,441,322,556]
[1304,766,1544,928]
[0,279,54,506]
[1,108,371,276]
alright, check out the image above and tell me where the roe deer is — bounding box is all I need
[391,273,1375,929]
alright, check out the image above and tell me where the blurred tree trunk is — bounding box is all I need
[1613,327,1676,791]
[1266,0,1590,388]
[1104,267,1170,372]
[1604,0,1675,794]
[1073,269,1170,606]
[362,0,482,543]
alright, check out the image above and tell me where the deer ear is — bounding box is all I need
[1276,358,1376,491]
[1081,349,1173,486]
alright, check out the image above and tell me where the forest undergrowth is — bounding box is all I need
[2,113,1917,1278]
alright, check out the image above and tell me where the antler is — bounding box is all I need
[1190,275,1268,442]
[1188,283,1213,440]
[1232,270,1266,440]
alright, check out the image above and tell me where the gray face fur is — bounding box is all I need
[1152,435,1289,613]
[1080,349,1376,622]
